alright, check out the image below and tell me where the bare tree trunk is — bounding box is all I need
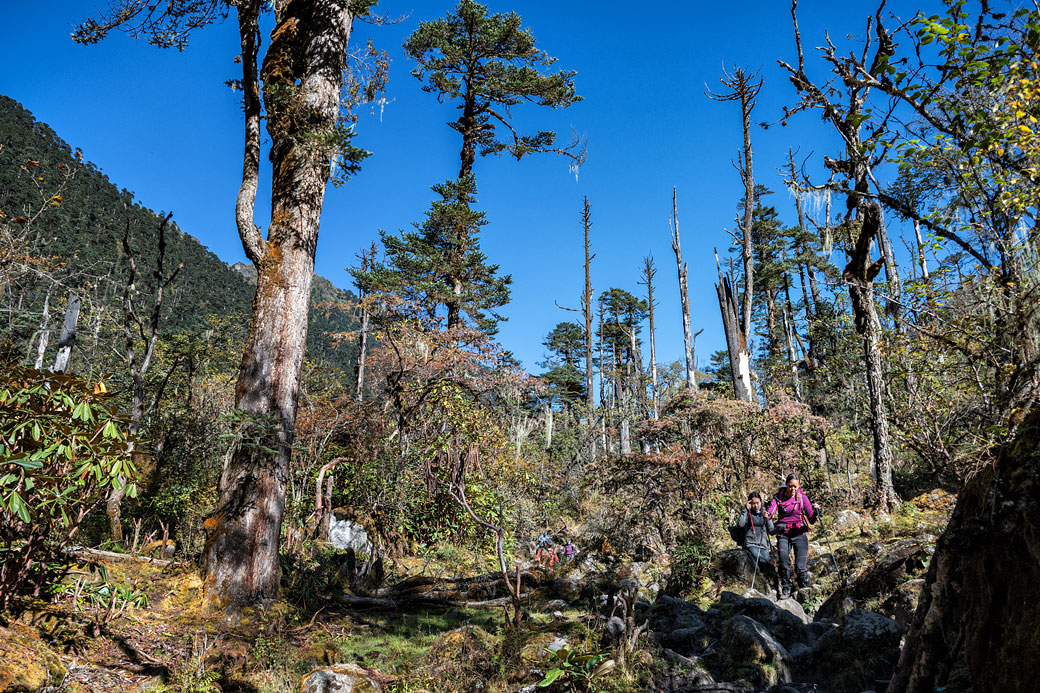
[716,270,754,402]
[354,244,375,402]
[52,293,81,372]
[708,69,761,403]
[582,197,595,413]
[670,188,698,391]
[543,404,553,450]
[640,256,659,419]
[34,291,51,370]
[781,306,802,401]
[205,0,358,606]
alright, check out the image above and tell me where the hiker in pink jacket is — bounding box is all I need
[765,472,817,597]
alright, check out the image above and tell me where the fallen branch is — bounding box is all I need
[66,546,176,567]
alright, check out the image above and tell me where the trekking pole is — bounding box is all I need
[751,553,760,592]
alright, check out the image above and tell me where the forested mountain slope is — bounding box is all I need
[0,95,359,372]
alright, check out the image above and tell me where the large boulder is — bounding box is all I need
[722,615,792,688]
[717,549,779,591]
[732,595,810,649]
[810,609,901,691]
[328,511,374,555]
[814,536,932,624]
[552,574,585,603]
[300,663,382,693]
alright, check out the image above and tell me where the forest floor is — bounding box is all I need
[0,491,956,693]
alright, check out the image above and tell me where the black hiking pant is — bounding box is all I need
[777,531,808,581]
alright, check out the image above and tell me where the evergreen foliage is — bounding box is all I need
[405,0,583,177]
[359,176,511,334]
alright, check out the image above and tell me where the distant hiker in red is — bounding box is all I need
[766,472,817,597]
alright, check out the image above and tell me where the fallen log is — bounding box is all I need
[334,592,528,610]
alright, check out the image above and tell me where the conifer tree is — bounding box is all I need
[405,0,584,180]
[361,177,511,334]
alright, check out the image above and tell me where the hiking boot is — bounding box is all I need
[797,573,811,590]
[779,580,792,599]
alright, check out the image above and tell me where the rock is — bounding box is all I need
[732,596,810,648]
[815,537,933,623]
[519,632,568,665]
[300,663,382,693]
[722,615,792,687]
[328,511,374,555]
[542,599,567,611]
[839,608,901,644]
[546,637,568,652]
[718,549,779,587]
[644,595,706,637]
[832,509,863,529]
[887,578,925,629]
[810,609,901,691]
[552,575,584,603]
[660,625,708,655]
[0,622,66,692]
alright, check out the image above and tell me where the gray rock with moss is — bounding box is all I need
[300,663,381,692]
[722,614,792,687]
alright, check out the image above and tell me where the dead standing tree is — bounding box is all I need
[669,188,699,393]
[707,67,762,402]
[778,0,898,511]
[639,255,660,420]
[108,212,184,546]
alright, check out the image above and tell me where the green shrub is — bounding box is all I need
[0,365,138,610]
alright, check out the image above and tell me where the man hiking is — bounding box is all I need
[766,472,818,597]
[737,491,775,567]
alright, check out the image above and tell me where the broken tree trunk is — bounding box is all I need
[52,293,81,372]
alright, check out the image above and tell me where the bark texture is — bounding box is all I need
[205,0,356,605]
[888,407,1040,693]
[844,202,898,512]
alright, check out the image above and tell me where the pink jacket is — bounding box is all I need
[766,488,816,534]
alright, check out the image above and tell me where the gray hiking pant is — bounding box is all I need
[777,531,809,579]
[745,545,771,564]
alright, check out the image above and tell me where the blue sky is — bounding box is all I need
[1,0,928,374]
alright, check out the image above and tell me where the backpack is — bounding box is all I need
[728,524,747,548]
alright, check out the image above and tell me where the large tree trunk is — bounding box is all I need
[204,0,356,606]
[888,408,1040,693]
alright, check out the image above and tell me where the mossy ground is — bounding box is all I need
[0,496,951,692]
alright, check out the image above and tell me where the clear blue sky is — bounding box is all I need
[1,1,927,374]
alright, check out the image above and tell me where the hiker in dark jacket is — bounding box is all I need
[766,472,818,596]
[737,492,775,564]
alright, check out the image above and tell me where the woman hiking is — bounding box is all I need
[737,492,774,567]
[766,472,818,597]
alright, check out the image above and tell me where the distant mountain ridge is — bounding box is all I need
[0,94,359,373]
